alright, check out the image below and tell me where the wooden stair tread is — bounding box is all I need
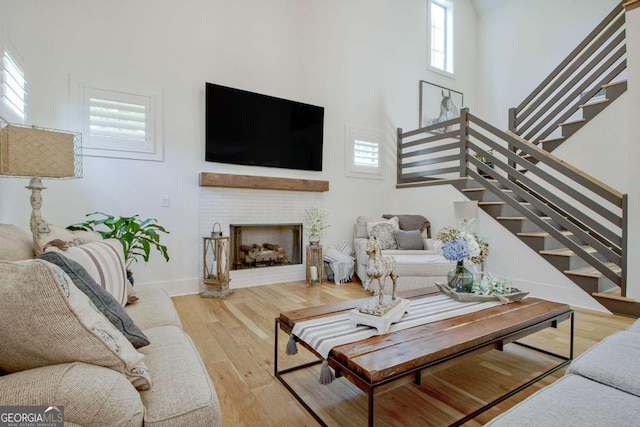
[592,289,635,303]
[579,98,609,108]
[565,263,621,278]
[539,136,565,144]
[461,187,487,192]
[478,201,532,206]
[540,246,596,257]
[601,79,627,89]
[559,118,586,127]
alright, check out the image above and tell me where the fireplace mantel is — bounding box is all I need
[199,172,329,192]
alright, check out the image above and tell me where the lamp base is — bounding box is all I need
[27,176,49,254]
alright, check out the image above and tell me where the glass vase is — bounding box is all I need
[309,234,320,246]
[447,260,474,293]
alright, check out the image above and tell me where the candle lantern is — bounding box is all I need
[306,244,323,285]
[201,235,232,298]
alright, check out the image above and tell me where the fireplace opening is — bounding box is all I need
[230,223,303,270]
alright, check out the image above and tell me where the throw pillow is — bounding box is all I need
[46,239,128,306]
[393,229,424,250]
[366,217,399,250]
[382,214,431,237]
[0,260,152,390]
[37,252,150,349]
[34,222,102,255]
[355,216,384,238]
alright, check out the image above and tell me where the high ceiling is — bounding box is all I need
[471,0,510,17]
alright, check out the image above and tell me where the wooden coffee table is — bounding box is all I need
[274,288,574,426]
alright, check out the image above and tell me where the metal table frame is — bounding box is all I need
[274,310,574,427]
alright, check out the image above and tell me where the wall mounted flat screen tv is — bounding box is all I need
[205,83,324,171]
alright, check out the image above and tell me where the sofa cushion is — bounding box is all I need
[46,238,129,306]
[486,374,640,426]
[0,362,144,426]
[567,330,640,397]
[125,287,183,330]
[37,251,150,349]
[0,224,34,260]
[139,326,221,427]
[0,259,151,390]
[393,229,424,250]
[366,217,399,249]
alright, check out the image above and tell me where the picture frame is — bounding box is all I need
[419,81,464,129]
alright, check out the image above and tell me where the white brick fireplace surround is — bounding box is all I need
[198,185,324,289]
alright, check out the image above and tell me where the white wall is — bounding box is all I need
[0,0,479,294]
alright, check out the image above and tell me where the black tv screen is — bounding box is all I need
[205,83,324,171]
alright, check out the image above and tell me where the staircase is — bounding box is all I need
[453,178,636,315]
[394,1,637,315]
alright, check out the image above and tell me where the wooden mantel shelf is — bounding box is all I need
[199,172,329,192]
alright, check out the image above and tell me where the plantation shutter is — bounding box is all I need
[83,87,155,154]
[353,139,379,167]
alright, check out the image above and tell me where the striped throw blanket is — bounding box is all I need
[291,293,502,359]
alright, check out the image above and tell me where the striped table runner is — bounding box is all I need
[291,293,503,359]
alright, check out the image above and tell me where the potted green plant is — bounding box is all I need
[68,212,170,283]
[474,148,495,178]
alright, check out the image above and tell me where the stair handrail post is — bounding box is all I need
[621,193,628,297]
[459,108,469,177]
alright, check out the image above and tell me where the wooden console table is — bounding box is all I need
[275,289,574,426]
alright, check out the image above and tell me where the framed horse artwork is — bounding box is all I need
[419,81,464,131]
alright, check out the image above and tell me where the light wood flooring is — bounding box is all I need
[172,280,635,426]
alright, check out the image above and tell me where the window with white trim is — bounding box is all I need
[345,124,383,179]
[76,81,163,161]
[1,45,26,123]
[428,0,454,75]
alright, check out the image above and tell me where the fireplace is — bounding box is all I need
[230,223,303,270]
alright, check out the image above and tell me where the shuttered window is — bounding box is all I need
[353,140,379,167]
[78,82,163,161]
[1,47,26,123]
[345,125,383,179]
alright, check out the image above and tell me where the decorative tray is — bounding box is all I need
[435,283,529,304]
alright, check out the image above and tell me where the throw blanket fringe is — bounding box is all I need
[287,293,504,384]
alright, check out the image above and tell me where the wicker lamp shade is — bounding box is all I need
[0,124,82,179]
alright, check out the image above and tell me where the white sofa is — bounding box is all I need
[0,224,222,427]
[353,215,456,292]
[486,318,640,426]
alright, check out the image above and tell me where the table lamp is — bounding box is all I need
[454,200,478,231]
[0,123,82,252]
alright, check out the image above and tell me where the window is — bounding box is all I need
[428,0,454,75]
[74,79,163,161]
[1,44,26,123]
[345,124,383,179]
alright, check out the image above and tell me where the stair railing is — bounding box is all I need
[508,1,627,146]
[397,108,627,295]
